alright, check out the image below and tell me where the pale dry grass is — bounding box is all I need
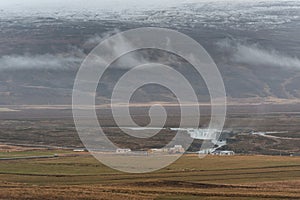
[0,155,300,199]
[1,181,299,200]
[0,144,42,152]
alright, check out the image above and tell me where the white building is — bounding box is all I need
[169,145,185,154]
[116,148,131,153]
[198,148,215,154]
[73,148,86,152]
[212,150,235,155]
[149,145,185,154]
[148,148,169,153]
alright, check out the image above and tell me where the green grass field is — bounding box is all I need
[0,151,299,199]
[0,149,71,158]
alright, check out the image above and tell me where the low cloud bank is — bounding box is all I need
[217,39,300,69]
[0,30,147,71]
[0,54,83,71]
[3,35,300,72]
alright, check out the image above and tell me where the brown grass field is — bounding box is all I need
[0,150,300,199]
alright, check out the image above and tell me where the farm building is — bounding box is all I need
[169,145,185,154]
[148,148,169,153]
[149,145,185,154]
[73,148,87,152]
[212,150,235,156]
[116,148,131,153]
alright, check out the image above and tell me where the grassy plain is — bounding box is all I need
[0,151,299,199]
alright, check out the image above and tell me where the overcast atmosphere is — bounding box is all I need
[0,0,300,199]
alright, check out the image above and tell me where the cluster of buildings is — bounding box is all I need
[148,145,185,154]
[211,150,235,155]
[116,148,131,153]
[115,145,185,154]
[74,128,235,156]
[197,148,235,155]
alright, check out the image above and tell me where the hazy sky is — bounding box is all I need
[0,0,284,11]
[1,0,183,11]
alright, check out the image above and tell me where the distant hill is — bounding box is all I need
[0,0,300,105]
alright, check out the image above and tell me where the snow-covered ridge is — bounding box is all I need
[0,0,300,30]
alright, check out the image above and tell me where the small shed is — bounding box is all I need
[116,148,131,153]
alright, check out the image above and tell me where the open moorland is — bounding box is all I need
[0,104,300,155]
[0,151,299,200]
[0,106,299,199]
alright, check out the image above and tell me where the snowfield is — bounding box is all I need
[0,0,300,30]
